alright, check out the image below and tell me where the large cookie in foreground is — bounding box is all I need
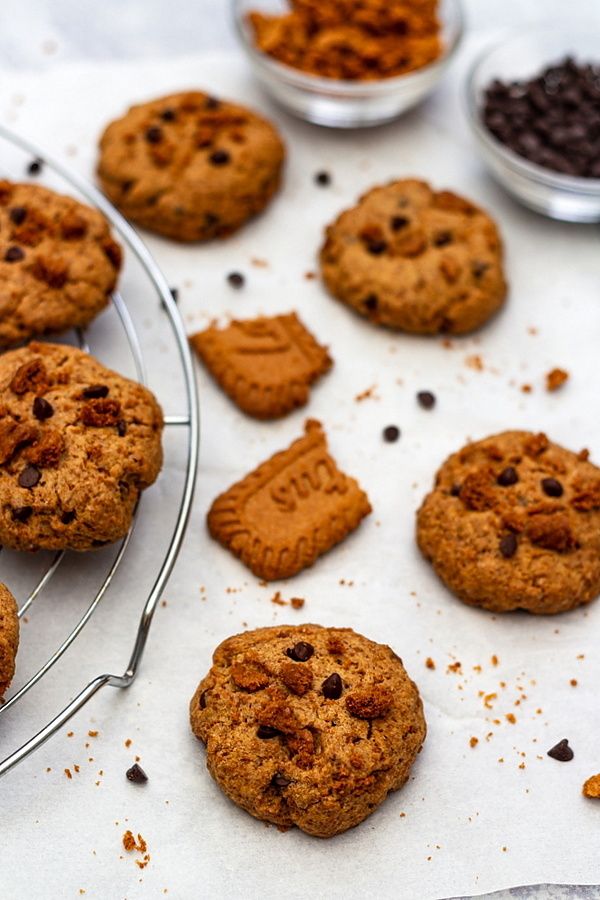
[417,431,600,614]
[0,584,19,700]
[190,624,426,838]
[97,90,285,242]
[0,342,163,551]
[0,181,122,349]
[320,179,507,335]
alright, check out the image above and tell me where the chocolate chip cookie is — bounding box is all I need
[320,179,507,334]
[190,624,426,837]
[0,181,122,349]
[417,431,600,614]
[0,584,19,700]
[0,341,163,551]
[97,91,285,242]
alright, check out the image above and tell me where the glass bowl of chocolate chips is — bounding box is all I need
[466,27,600,222]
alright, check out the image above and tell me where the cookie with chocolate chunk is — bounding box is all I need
[190,624,426,837]
[320,179,507,335]
[0,342,163,551]
[0,584,19,700]
[0,181,122,348]
[97,91,285,242]
[417,431,600,614]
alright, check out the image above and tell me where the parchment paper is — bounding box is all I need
[0,46,599,900]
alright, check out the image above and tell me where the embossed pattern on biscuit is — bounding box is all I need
[207,419,371,580]
[190,313,332,419]
[0,583,19,700]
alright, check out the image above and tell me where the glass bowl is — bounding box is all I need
[465,26,600,223]
[232,0,464,128]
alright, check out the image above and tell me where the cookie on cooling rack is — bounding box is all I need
[0,583,19,700]
[97,90,285,242]
[0,341,163,552]
[0,181,122,349]
[319,179,507,335]
[190,624,426,838]
[417,431,600,614]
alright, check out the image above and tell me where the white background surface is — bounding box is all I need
[1,2,600,899]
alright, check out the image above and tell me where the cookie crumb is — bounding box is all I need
[583,774,600,798]
[290,597,305,609]
[521,384,532,394]
[546,368,569,392]
[425,657,435,670]
[469,737,479,748]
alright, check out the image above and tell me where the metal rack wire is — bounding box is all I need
[0,124,200,778]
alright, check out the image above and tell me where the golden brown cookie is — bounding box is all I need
[190,624,426,837]
[97,91,285,242]
[0,584,19,700]
[207,419,371,580]
[320,179,507,335]
[190,313,332,419]
[0,181,122,349]
[0,342,163,551]
[416,431,600,614]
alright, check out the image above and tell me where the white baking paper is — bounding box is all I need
[0,46,599,900]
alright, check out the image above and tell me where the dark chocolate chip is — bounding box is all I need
[472,260,490,278]
[61,510,76,524]
[383,425,400,443]
[126,763,148,784]
[199,690,208,709]
[286,641,314,662]
[160,108,176,122]
[314,171,331,186]
[271,773,291,788]
[417,390,436,409]
[541,477,564,497]
[364,294,379,311]
[9,207,27,225]
[18,465,41,488]
[256,725,280,739]
[322,673,343,700]
[205,96,220,110]
[145,126,163,144]
[117,420,127,437]
[12,505,32,522]
[227,272,245,289]
[450,484,461,496]
[366,240,387,256]
[33,396,54,420]
[5,246,24,262]
[210,150,230,166]
[499,532,518,558]
[390,215,409,231]
[82,384,109,399]
[497,466,518,487]
[27,158,43,176]
[547,738,574,762]
[433,230,453,247]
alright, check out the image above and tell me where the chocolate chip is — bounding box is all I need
[450,484,461,496]
[32,396,54,420]
[27,158,43,176]
[61,510,76,524]
[18,465,41,488]
[256,725,280,739]
[547,738,574,762]
[472,260,489,279]
[315,170,331,186]
[9,207,27,225]
[366,240,387,256]
[286,641,314,662]
[160,108,176,121]
[210,150,230,166]
[227,272,245,289]
[12,506,32,522]
[433,230,453,247]
[145,126,163,144]
[383,425,400,443]
[417,390,436,409]
[322,673,343,699]
[205,96,220,110]
[199,690,208,709]
[390,215,409,231]
[499,532,518,558]
[5,246,24,263]
[126,763,148,784]
[117,420,127,437]
[497,466,518,486]
[82,384,109,399]
[364,294,378,311]
[541,477,564,497]
[271,773,291,788]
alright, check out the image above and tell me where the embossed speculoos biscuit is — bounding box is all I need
[0,342,163,552]
[207,419,371,580]
[97,91,285,242]
[190,624,426,837]
[320,179,507,335]
[0,181,122,348]
[190,313,332,419]
[0,584,19,700]
[417,431,600,614]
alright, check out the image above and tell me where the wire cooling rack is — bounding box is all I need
[0,124,200,778]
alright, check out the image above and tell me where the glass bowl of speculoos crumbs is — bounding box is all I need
[232,0,464,128]
[466,26,600,222]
